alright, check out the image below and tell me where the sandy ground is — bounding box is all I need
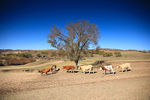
[0,61,150,100]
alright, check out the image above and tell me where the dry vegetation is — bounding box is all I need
[0,49,150,100]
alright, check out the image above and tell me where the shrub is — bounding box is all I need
[0,57,36,66]
[50,51,57,57]
[41,51,48,54]
[0,60,7,66]
[6,53,14,56]
[93,60,105,65]
[37,54,42,58]
[94,46,100,54]
[17,53,32,58]
[103,52,113,57]
[99,51,105,55]
[114,52,122,57]
[89,52,94,57]
[7,57,35,65]
[57,50,66,57]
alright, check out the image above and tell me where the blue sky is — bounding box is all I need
[0,0,150,50]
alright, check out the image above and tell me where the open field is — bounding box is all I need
[0,51,150,71]
[0,51,150,100]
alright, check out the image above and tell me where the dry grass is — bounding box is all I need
[0,51,150,72]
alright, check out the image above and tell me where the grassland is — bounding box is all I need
[0,51,150,72]
[0,50,150,100]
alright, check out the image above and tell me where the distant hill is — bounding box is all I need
[0,48,147,52]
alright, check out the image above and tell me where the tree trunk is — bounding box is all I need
[75,57,79,69]
[75,59,78,66]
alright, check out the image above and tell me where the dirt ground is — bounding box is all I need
[0,61,150,100]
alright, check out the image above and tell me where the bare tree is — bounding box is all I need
[48,20,100,66]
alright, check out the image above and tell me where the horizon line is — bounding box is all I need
[0,48,149,51]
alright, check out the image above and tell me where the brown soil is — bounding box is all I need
[0,61,150,100]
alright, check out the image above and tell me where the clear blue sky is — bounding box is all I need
[0,0,150,50]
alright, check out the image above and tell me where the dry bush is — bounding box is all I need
[17,53,32,58]
[0,60,7,66]
[114,52,122,57]
[92,60,105,67]
[103,52,113,57]
[0,57,36,66]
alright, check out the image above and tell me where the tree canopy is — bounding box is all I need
[48,20,100,66]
